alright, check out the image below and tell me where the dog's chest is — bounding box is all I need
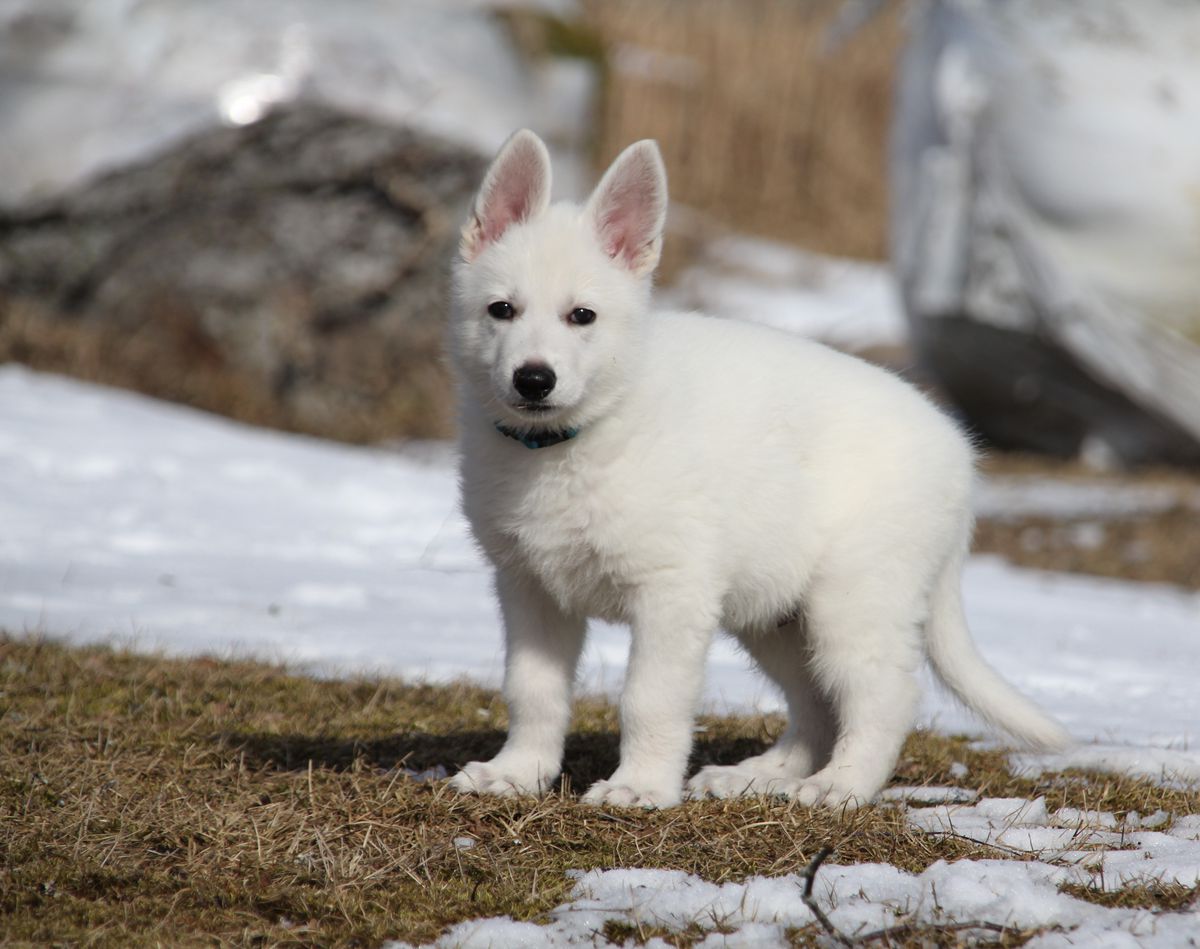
[468,456,639,619]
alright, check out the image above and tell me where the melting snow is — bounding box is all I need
[393,818,1200,947]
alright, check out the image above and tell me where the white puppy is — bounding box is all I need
[446,130,1069,808]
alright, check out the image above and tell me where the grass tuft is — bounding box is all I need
[1060,882,1199,913]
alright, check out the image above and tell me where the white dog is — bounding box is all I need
[446,130,1069,809]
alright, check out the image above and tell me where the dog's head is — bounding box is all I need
[450,130,667,434]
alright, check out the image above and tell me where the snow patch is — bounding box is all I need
[1013,743,1200,787]
[390,842,1200,947]
[662,236,906,350]
[906,798,1200,891]
[879,785,978,805]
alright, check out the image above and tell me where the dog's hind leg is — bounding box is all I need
[773,564,927,807]
[688,622,836,799]
[448,568,585,797]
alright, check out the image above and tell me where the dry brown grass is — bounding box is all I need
[1059,882,1200,913]
[0,298,453,443]
[973,453,1200,590]
[584,0,899,262]
[3,635,1196,946]
[974,506,1200,590]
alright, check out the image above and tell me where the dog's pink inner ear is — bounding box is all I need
[463,133,550,261]
[591,144,666,276]
[479,161,544,243]
[597,181,649,263]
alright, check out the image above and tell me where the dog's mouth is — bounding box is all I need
[514,401,557,414]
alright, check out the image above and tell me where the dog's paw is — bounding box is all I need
[581,779,681,809]
[447,757,554,797]
[774,770,874,809]
[687,764,783,800]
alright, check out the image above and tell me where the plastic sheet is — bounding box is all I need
[892,0,1200,464]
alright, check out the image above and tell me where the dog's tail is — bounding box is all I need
[925,541,1071,752]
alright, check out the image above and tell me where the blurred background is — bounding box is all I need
[1,0,1200,782]
[2,0,1200,584]
[0,0,903,443]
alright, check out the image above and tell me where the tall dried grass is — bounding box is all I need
[584,0,900,261]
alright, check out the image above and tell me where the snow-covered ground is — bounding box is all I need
[2,363,1198,945]
[3,365,1197,760]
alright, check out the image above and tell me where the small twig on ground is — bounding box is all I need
[855,920,1010,944]
[928,829,1037,859]
[800,846,854,947]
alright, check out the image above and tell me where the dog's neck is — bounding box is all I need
[494,422,581,450]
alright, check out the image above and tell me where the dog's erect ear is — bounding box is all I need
[586,140,668,278]
[461,130,552,262]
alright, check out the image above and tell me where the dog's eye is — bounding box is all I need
[487,301,515,320]
[568,307,596,326]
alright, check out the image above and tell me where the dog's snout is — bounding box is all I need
[513,364,557,401]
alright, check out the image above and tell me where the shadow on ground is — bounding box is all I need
[223,729,773,793]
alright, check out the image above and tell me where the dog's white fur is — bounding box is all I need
[446,130,1070,809]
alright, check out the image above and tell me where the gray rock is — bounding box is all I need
[0,106,485,440]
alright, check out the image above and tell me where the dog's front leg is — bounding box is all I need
[449,569,585,797]
[582,589,716,808]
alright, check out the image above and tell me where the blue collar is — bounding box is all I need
[495,422,580,450]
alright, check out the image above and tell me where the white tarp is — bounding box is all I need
[892,0,1200,457]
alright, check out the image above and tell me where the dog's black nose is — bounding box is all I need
[513,364,556,401]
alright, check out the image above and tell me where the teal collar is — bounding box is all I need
[495,422,580,450]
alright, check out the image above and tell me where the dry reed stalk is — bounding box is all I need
[584,0,901,261]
